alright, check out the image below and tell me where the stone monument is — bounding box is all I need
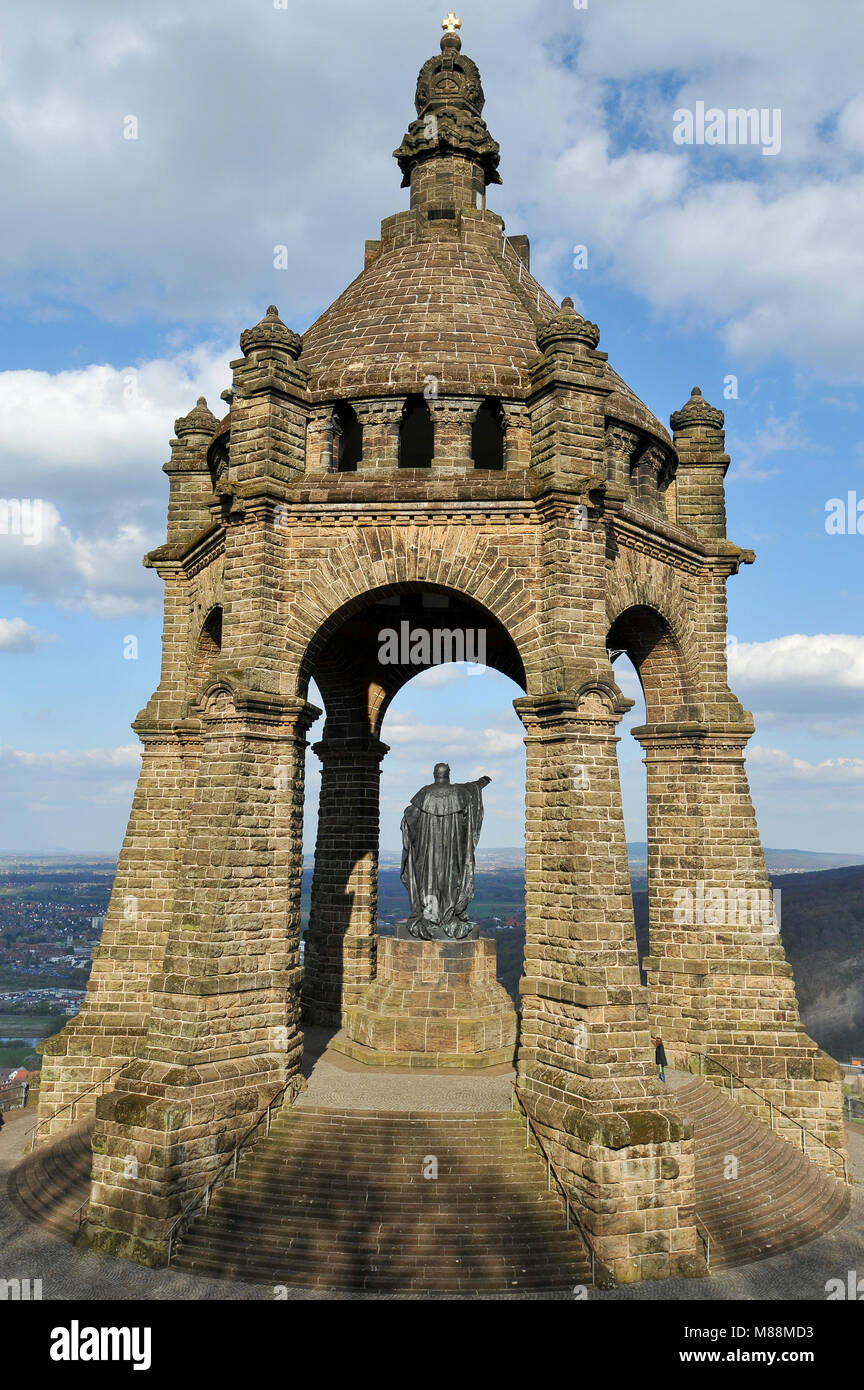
[32,14,846,1281]
[400,763,490,939]
[334,763,517,1068]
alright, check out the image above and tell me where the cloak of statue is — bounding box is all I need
[400,764,491,940]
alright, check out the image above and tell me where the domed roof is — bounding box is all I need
[302,235,552,400]
[299,19,670,449]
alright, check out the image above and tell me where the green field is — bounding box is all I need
[0,1013,59,1034]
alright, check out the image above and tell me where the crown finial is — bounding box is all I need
[442,11,462,34]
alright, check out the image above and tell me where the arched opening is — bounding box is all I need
[206,429,230,489]
[298,583,527,1045]
[189,606,223,696]
[472,397,504,470]
[332,401,362,472]
[398,394,434,468]
[607,605,692,725]
[606,604,694,992]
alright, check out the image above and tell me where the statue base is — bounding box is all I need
[331,936,517,1069]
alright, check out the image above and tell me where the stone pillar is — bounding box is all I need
[353,399,403,471]
[36,720,199,1142]
[429,396,476,473]
[501,401,531,469]
[84,692,320,1266]
[604,423,640,500]
[305,406,335,473]
[633,442,668,516]
[303,735,388,1026]
[514,689,703,1283]
[634,719,847,1175]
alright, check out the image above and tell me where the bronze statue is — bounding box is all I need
[400,763,491,940]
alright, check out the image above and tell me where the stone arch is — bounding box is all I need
[300,579,528,1028]
[472,397,505,469]
[399,393,434,467]
[188,606,223,701]
[282,520,542,698]
[606,603,696,724]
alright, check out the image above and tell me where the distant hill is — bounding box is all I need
[364,861,864,1065]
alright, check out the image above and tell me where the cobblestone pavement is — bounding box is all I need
[2,1057,861,1303]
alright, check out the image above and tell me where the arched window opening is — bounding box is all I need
[472,398,505,470]
[190,607,223,695]
[332,401,362,472]
[207,431,230,489]
[398,394,434,468]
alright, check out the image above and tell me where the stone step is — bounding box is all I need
[171,1105,592,1291]
[673,1074,850,1267]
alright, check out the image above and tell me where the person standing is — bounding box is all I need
[655,1036,668,1083]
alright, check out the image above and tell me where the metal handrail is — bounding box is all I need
[693,1212,713,1268]
[26,1063,128,1151]
[511,1084,610,1287]
[166,1073,303,1265]
[692,1053,849,1183]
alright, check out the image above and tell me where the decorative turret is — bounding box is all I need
[536,297,601,354]
[669,386,730,539]
[393,14,501,216]
[173,396,218,444]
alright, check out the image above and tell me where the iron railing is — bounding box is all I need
[166,1074,304,1265]
[511,1084,611,1287]
[845,1093,864,1125]
[691,1053,849,1183]
[26,1063,128,1152]
[694,1213,713,1268]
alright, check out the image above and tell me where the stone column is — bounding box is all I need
[36,720,199,1141]
[85,692,320,1265]
[501,401,531,470]
[303,735,389,1026]
[604,424,640,500]
[634,719,847,1174]
[305,406,336,473]
[632,442,668,516]
[429,396,477,473]
[353,399,403,471]
[514,689,703,1283]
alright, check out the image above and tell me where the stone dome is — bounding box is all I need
[299,23,670,448]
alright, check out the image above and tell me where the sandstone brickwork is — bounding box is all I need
[35,19,846,1278]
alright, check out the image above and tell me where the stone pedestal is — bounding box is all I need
[331,936,517,1069]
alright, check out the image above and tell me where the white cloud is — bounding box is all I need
[727,409,817,482]
[0,344,232,614]
[729,633,864,689]
[0,744,142,773]
[747,746,864,782]
[0,1,862,378]
[728,634,864,736]
[0,618,58,653]
[381,711,524,760]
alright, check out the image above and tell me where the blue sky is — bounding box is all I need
[1,0,862,854]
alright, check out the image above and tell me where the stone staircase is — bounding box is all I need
[171,1107,593,1293]
[7,1118,94,1240]
[7,1086,852,1288]
[671,1073,851,1269]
